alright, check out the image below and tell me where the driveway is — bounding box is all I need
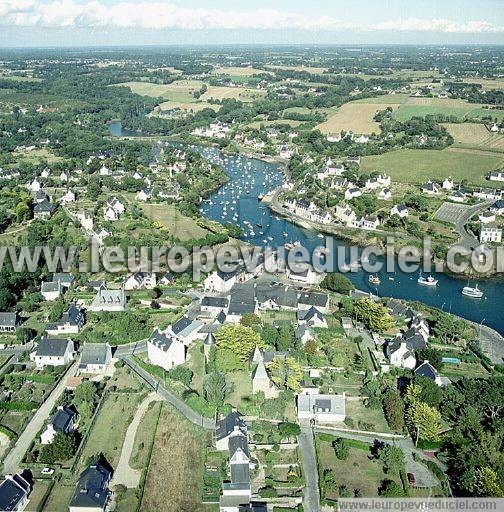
[298,425,321,512]
[2,362,77,475]
[436,201,492,250]
[111,392,161,488]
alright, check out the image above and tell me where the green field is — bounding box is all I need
[115,80,204,102]
[140,203,210,241]
[362,148,504,186]
[393,97,504,122]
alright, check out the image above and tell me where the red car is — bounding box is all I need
[407,473,416,485]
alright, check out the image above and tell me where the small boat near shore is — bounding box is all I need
[418,271,438,286]
[369,274,381,285]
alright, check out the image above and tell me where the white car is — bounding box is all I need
[41,467,54,475]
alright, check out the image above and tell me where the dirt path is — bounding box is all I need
[111,392,161,489]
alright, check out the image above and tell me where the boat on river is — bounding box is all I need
[462,284,484,298]
[418,271,438,286]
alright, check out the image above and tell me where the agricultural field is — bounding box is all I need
[459,77,504,90]
[115,80,204,102]
[267,65,329,74]
[140,203,210,241]
[247,119,305,129]
[201,85,266,102]
[316,100,401,135]
[362,148,504,186]
[211,66,269,76]
[393,97,504,122]
[152,100,220,115]
[140,405,209,512]
[444,123,504,152]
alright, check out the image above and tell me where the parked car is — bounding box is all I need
[407,472,415,485]
[41,467,55,475]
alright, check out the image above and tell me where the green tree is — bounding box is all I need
[377,445,405,474]
[215,324,264,362]
[268,357,303,392]
[379,479,406,497]
[468,467,504,497]
[240,313,261,327]
[405,384,441,445]
[40,432,77,463]
[278,422,301,439]
[354,298,393,333]
[204,371,228,408]
[333,438,349,460]
[382,390,405,433]
[321,273,355,294]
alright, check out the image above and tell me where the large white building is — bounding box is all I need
[297,390,346,424]
[480,226,502,243]
[147,329,186,370]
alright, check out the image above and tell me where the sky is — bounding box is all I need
[0,0,504,47]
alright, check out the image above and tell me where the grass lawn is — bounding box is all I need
[441,360,490,380]
[77,392,144,472]
[345,399,391,433]
[315,329,359,368]
[226,370,253,407]
[140,203,209,241]
[25,479,52,512]
[317,437,399,498]
[129,401,162,471]
[42,482,75,512]
[361,148,504,186]
[141,404,209,512]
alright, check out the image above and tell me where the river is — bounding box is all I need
[109,122,504,335]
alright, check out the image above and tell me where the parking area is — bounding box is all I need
[435,202,472,224]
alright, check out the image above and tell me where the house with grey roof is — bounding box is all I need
[33,198,56,219]
[255,285,298,311]
[215,412,247,451]
[41,280,63,301]
[78,343,112,375]
[69,463,111,512]
[204,269,238,293]
[169,316,204,345]
[147,329,185,370]
[123,271,156,291]
[297,291,329,312]
[51,273,75,288]
[46,303,85,335]
[0,312,22,333]
[88,286,126,312]
[415,360,445,387]
[297,306,327,328]
[297,390,346,424]
[0,473,31,512]
[32,337,74,368]
[386,337,417,370]
[41,405,78,445]
[201,296,229,316]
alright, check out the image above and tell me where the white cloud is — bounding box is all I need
[0,0,502,33]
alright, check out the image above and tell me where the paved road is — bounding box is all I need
[316,428,439,488]
[2,362,77,475]
[298,425,321,512]
[447,200,492,250]
[121,356,215,430]
[111,392,161,488]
